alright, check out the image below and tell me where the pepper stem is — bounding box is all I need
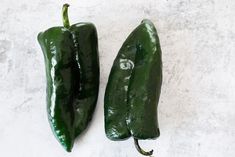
[134,138,153,156]
[62,3,70,28]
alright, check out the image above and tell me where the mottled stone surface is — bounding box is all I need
[0,0,235,156]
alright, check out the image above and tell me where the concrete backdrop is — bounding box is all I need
[0,0,235,156]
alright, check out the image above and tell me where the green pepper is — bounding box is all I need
[37,4,99,152]
[104,19,162,156]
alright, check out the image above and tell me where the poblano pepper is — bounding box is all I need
[104,19,162,156]
[38,4,99,152]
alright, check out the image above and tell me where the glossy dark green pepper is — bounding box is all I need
[38,4,99,152]
[104,19,162,156]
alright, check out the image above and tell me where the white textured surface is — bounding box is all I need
[0,0,235,156]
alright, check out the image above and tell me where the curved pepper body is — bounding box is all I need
[104,19,162,141]
[38,22,99,151]
[127,19,162,139]
[70,23,100,136]
[104,26,140,140]
[38,28,78,151]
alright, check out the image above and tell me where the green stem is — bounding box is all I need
[134,138,153,156]
[62,3,70,28]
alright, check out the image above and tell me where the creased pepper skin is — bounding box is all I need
[70,23,100,136]
[38,23,99,152]
[127,19,162,139]
[38,28,78,151]
[104,25,139,140]
[104,19,162,141]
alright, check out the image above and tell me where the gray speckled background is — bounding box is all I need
[0,0,235,156]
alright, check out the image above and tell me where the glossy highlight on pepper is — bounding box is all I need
[104,19,162,156]
[38,4,99,152]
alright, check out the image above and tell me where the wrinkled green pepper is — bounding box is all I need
[38,4,99,152]
[104,19,162,156]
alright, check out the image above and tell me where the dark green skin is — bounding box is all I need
[70,23,100,137]
[127,20,162,139]
[104,19,162,142]
[38,23,99,152]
